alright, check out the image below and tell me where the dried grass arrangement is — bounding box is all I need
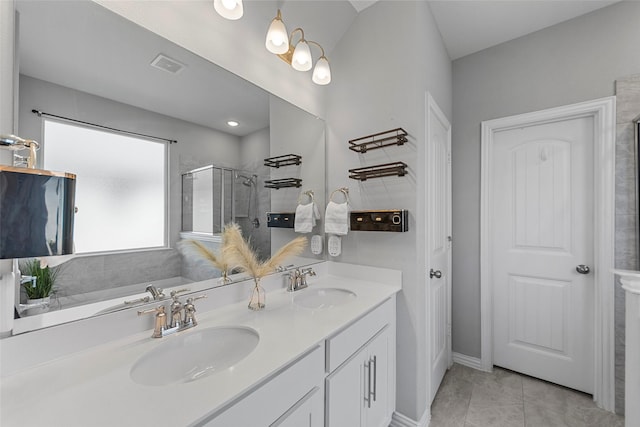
[179,223,307,310]
[224,224,307,281]
[178,224,241,284]
[223,224,307,310]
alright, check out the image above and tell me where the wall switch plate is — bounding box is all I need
[311,235,323,255]
[328,235,341,257]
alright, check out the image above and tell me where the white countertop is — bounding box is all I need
[1,268,400,427]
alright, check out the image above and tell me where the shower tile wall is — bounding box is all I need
[614,73,640,414]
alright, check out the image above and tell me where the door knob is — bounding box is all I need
[430,269,442,279]
[576,265,590,275]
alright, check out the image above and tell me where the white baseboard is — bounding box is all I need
[452,352,487,371]
[390,410,430,427]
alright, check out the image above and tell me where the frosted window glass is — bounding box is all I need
[43,120,166,253]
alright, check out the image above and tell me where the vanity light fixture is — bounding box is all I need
[213,0,243,20]
[265,9,331,85]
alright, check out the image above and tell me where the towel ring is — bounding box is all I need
[298,190,314,205]
[329,187,349,204]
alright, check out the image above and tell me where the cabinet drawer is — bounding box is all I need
[325,298,393,373]
[198,344,324,426]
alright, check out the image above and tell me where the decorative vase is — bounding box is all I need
[248,279,265,311]
[218,270,233,285]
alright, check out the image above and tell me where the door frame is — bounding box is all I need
[425,92,453,403]
[480,96,616,411]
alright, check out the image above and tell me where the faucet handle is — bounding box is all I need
[276,264,295,272]
[138,305,165,316]
[170,288,190,298]
[183,295,207,327]
[124,296,151,305]
[138,305,167,338]
[301,267,316,276]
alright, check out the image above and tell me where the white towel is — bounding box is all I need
[295,202,320,233]
[324,201,349,235]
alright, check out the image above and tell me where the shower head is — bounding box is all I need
[236,173,257,186]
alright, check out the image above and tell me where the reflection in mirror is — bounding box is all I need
[10,0,325,335]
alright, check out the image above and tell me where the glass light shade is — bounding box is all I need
[265,15,289,54]
[312,56,331,85]
[214,0,243,20]
[291,40,312,71]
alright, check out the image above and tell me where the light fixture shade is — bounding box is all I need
[291,40,312,71]
[265,12,289,54]
[214,0,243,20]
[312,56,331,85]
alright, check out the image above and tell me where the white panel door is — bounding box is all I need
[426,94,452,403]
[492,116,594,393]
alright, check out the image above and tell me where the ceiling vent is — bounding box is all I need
[150,54,186,74]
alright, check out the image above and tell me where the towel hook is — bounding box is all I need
[329,187,349,204]
[297,190,315,204]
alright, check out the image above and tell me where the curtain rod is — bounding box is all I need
[31,109,178,144]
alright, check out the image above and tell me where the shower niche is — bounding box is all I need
[181,165,269,260]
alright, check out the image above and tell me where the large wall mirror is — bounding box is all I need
[9,0,326,334]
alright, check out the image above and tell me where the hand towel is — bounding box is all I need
[324,201,349,235]
[295,202,320,233]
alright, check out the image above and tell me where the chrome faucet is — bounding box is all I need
[138,292,207,338]
[145,284,165,300]
[286,267,316,292]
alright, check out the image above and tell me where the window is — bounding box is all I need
[43,120,167,253]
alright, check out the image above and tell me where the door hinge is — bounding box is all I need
[447,324,452,337]
[447,151,452,165]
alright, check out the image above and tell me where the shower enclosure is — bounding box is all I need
[181,165,270,261]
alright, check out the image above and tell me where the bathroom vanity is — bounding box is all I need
[0,262,400,427]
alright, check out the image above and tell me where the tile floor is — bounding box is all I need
[429,364,625,427]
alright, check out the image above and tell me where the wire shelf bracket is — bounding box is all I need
[348,128,408,153]
[264,154,302,168]
[264,178,303,189]
[349,162,408,181]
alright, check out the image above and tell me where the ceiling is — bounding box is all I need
[427,0,619,59]
[15,0,621,138]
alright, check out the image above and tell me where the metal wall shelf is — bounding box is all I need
[264,178,302,189]
[349,162,408,181]
[348,128,408,153]
[264,154,302,168]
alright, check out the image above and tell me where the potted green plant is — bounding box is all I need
[19,258,59,315]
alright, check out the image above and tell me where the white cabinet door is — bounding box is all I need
[325,349,364,427]
[325,327,390,427]
[363,328,389,427]
[270,387,323,427]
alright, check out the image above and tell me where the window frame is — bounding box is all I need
[40,117,170,255]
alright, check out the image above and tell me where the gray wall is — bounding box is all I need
[613,74,640,414]
[238,127,271,261]
[269,95,326,261]
[326,1,452,421]
[451,1,640,413]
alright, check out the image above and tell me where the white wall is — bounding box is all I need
[326,1,452,422]
[451,1,640,413]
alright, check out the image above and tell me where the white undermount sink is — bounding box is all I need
[130,326,259,386]
[293,288,357,309]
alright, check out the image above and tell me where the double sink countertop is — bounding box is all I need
[1,262,401,427]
